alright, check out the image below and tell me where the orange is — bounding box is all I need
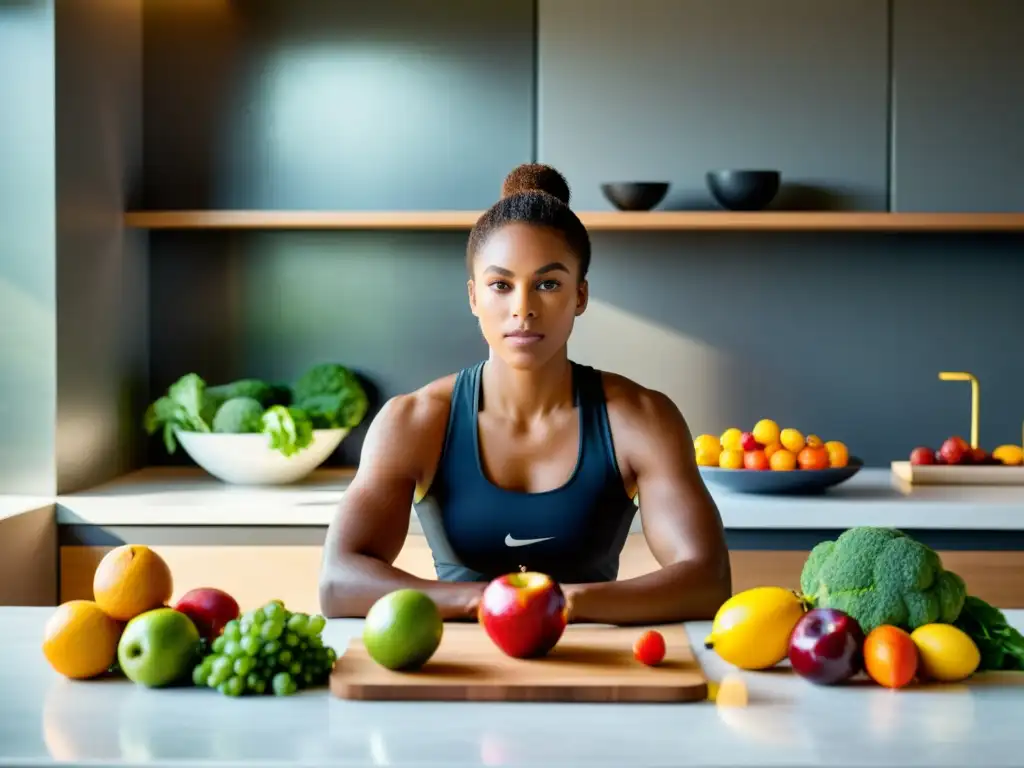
[769,448,796,471]
[798,445,830,470]
[805,435,823,449]
[719,448,744,469]
[93,545,173,622]
[763,442,783,460]
[751,419,780,447]
[825,440,849,468]
[744,449,769,471]
[864,625,918,689]
[42,600,122,679]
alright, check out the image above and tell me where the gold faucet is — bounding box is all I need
[939,371,980,449]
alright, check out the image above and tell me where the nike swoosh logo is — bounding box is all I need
[504,534,555,547]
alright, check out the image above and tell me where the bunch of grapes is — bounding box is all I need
[192,600,337,697]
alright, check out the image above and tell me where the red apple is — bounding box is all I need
[909,446,936,465]
[740,431,762,452]
[478,572,567,658]
[969,447,987,464]
[173,587,240,641]
[788,607,864,685]
[939,437,969,465]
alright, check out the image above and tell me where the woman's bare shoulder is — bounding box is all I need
[376,373,458,438]
[596,370,692,453]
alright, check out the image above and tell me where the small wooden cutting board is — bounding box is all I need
[329,623,708,703]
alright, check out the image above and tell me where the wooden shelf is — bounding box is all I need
[122,210,1024,232]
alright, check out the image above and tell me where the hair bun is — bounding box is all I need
[500,163,571,206]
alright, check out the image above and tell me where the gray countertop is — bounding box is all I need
[3,605,1023,767]
[51,466,1024,532]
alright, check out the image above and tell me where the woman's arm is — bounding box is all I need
[318,391,485,620]
[565,383,732,625]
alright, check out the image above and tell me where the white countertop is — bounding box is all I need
[53,466,1024,531]
[2,605,1022,767]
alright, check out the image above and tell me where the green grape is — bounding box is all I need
[261,640,280,657]
[278,649,293,666]
[272,672,297,696]
[261,621,283,642]
[239,619,253,636]
[222,640,245,659]
[288,661,302,677]
[246,673,266,695]
[192,663,210,687]
[307,635,323,649]
[326,647,337,663]
[306,614,326,636]
[223,620,241,641]
[239,635,261,656]
[211,635,227,654]
[226,675,243,700]
[303,670,314,687]
[263,602,284,621]
[233,656,255,677]
[286,613,308,635]
[208,656,233,687]
[283,631,300,648]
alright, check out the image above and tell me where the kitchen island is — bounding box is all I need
[2,605,1022,767]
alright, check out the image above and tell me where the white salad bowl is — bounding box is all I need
[175,428,349,485]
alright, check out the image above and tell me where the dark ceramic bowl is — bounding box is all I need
[699,458,863,495]
[600,182,670,211]
[706,170,781,211]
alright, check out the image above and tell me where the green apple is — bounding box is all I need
[118,607,201,688]
[363,589,443,671]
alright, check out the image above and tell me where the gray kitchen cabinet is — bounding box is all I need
[892,0,1024,213]
[537,0,889,212]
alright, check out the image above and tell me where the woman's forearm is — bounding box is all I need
[319,553,486,621]
[565,559,731,625]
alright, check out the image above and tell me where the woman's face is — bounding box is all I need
[468,223,588,370]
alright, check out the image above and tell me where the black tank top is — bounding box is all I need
[413,360,637,584]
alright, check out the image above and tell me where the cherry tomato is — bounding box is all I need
[633,629,666,666]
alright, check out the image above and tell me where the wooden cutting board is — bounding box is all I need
[329,623,708,703]
[891,460,1024,486]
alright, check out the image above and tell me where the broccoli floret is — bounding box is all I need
[800,526,967,634]
[291,363,369,429]
[212,397,265,434]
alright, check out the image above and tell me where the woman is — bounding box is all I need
[319,164,731,625]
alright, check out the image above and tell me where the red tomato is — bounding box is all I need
[633,629,666,666]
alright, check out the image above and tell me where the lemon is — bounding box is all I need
[694,434,722,463]
[910,624,981,682]
[780,428,805,453]
[695,444,722,467]
[703,586,807,670]
[718,448,744,470]
[720,428,743,451]
[992,445,1023,466]
[751,419,780,447]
